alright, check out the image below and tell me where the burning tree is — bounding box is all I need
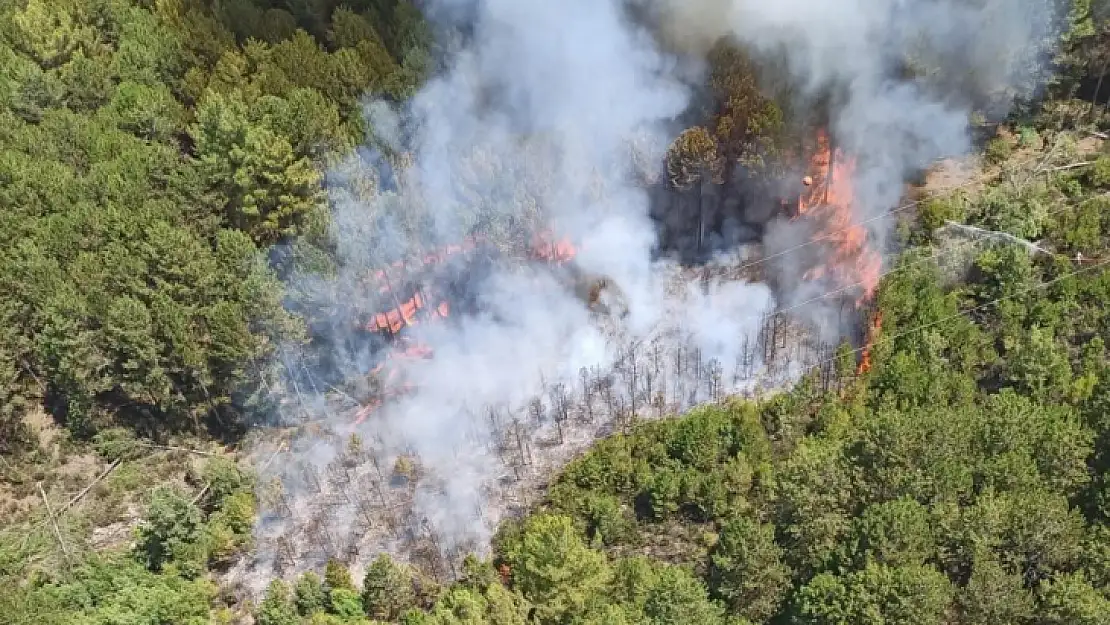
[792,128,885,368]
[796,129,883,307]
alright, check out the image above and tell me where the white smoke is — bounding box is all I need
[235,0,778,587]
[339,0,773,545]
[240,0,1058,588]
[637,0,1057,326]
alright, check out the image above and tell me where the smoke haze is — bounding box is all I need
[241,0,1059,587]
[637,0,1056,326]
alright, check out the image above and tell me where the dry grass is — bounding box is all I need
[1,408,223,559]
[0,409,102,523]
[924,156,983,196]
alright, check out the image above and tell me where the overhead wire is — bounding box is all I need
[808,256,1110,370]
[734,153,1043,275]
[769,198,1081,320]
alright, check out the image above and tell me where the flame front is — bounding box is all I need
[363,236,482,335]
[530,229,577,264]
[354,228,578,422]
[363,229,576,338]
[796,129,882,308]
[857,309,883,375]
[795,129,884,375]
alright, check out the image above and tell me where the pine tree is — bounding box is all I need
[257,580,299,625]
[362,553,416,620]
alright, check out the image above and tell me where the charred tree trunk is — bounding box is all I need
[626,349,638,427]
[550,383,569,444]
[529,398,544,427]
[1089,54,1110,121]
[488,407,509,465]
[580,367,593,422]
[673,344,685,408]
[512,417,531,468]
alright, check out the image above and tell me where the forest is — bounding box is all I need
[2,0,1110,624]
[0,0,432,447]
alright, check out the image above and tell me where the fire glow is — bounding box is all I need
[796,129,884,372]
[353,229,578,423]
[857,309,883,375]
[797,129,882,307]
[363,230,576,337]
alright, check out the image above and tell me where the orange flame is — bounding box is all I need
[353,399,379,425]
[354,229,577,422]
[796,129,882,308]
[363,229,577,337]
[856,309,883,375]
[355,338,433,424]
[530,229,577,264]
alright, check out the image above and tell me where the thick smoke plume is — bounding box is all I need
[640,0,1056,330]
[238,0,1057,589]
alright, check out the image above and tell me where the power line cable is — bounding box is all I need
[809,256,1110,369]
[770,199,1079,319]
[735,154,1042,274]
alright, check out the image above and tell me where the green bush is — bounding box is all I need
[582,492,634,545]
[136,486,205,574]
[917,194,965,236]
[201,457,256,508]
[91,427,142,461]
[328,587,364,620]
[295,571,326,617]
[0,553,215,625]
[257,580,299,625]
[1086,155,1110,188]
[1018,126,1041,148]
[1053,196,1108,254]
[985,136,1013,164]
[709,517,790,622]
[362,553,416,621]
